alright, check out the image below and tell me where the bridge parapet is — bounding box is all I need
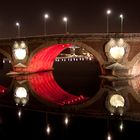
[0,33,140,76]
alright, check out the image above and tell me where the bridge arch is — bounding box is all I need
[72,42,105,65]
[72,42,105,73]
[26,41,104,73]
[129,52,140,76]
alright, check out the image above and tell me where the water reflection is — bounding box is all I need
[1,57,140,139]
[1,62,140,121]
[16,71,100,107]
[28,72,89,106]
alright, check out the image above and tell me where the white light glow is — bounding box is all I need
[13,42,19,48]
[18,110,22,118]
[20,41,26,48]
[107,9,111,15]
[107,133,112,140]
[110,94,125,108]
[63,17,68,22]
[120,14,124,19]
[110,46,125,60]
[16,22,20,27]
[118,38,124,46]
[64,116,69,126]
[119,121,124,132]
[15,87,27,98]
[44,14,49,19]
[14,48,27,60]
[46,125,51,135]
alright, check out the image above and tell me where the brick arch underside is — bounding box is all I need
[129,52,140,77]
[25,44,71,73]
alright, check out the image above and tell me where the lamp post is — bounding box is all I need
[63,17,68,34]
[119,14,124,33]
[16,22,20,38]
[44,13,49,35]
[106,9,111,34]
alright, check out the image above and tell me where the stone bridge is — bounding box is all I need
[0,33,140,76]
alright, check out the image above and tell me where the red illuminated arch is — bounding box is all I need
[25,44,71,73]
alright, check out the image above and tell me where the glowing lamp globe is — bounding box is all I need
[14,48,27,60]
[15,87,27,98]
[110,46,125,60]
[110,94,125,108]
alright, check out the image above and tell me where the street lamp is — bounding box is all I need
[13,41,27,61]
[106,9,112,34]
[16,22,20,38]
[119,14,124,33]
[63,16,68,34]
[44,13,49,35]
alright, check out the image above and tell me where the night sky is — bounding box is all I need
[0,0,140,38]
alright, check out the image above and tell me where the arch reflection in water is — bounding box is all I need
[27,72,89,106]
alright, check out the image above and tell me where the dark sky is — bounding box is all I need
[0,0,140,38]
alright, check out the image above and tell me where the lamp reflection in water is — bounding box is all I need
[106,93,126,116]
[46,124,51,135]
[107,132,112,140]
[109,94,125,108]
[119,120,124,132]
[17,108,22,119]
[45,113,51,135]
[64,114,69,127]
[14,86,29,106]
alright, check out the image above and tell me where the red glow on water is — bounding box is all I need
[0,85,7,94]
[27,72,88,106]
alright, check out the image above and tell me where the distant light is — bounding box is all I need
[110,113,114,116]
[16,22,20,27]
[107,9,111,15]
[110,94,125,108]
[63,17,68,22]
[120,14,124,19]
[44,13,49,19]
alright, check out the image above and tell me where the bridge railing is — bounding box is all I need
[1,33,140,44]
